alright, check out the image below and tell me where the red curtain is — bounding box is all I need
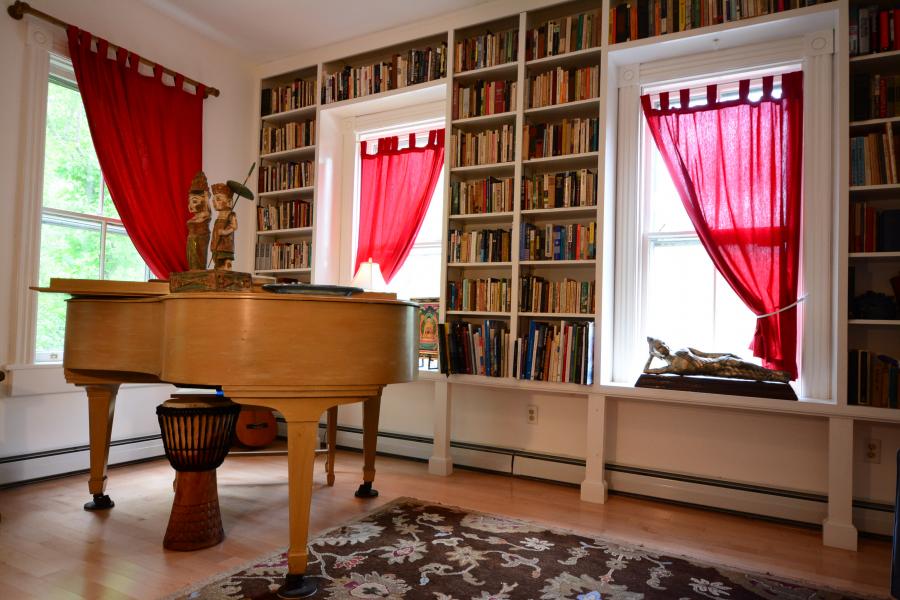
[640,72,804,379]
[67,27,204,279]
[355,129,445,283]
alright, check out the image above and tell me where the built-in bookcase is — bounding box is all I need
[846,2,900,410]
[256,65,319,282]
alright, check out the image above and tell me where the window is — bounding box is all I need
[353,118,445,301]
[35,58,149,362]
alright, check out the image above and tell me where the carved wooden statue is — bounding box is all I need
[210,183,237,270]
[643,337,791,383]
[186,172,211,271]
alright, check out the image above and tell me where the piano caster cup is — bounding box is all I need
[277,574,318,598]
[354,481,378,498]
[84,494,115,511]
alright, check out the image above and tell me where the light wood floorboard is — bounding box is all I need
[0,449,891,599]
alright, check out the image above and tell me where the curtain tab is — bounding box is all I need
[408,133,416,149]
[706,85,717,105]
[175,73,185,90]
[762,76,774,99]
[128,52,140,71]
[679,89,690,109]
[739,79,750,100]
[360,141,368,156]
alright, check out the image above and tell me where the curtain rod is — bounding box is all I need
[7,0,220,98]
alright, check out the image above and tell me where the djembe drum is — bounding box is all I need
[156,395,240,551]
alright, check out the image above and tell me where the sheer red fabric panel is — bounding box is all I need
[640,72,804,378]
[355,129,445,283]
[67,27,203,279]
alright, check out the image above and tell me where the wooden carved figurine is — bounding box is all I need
[643,337,792,383]
[210,183,237,270]
[186,172,211,270]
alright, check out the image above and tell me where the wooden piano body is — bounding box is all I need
[48,280,418,597]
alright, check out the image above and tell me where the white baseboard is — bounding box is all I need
[0,437,164,487]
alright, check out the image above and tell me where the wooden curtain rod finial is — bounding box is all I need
[6,0,220,98]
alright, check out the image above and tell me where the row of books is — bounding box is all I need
[519,276,595,315]
[520,222,597,261]
[513,320,594,384]
[448,228,512,263]
[258,161,314,193]
[257,199,312,232]
[848,350,899,408]
[522,169,597,210]
[850,74,900,122]
[450,125,515,167]
[452,80,517,120]
[259,121,316,155]
[850,6,900,57]
[454,29,518,73]
[849,204,900,253]
[523,118,600,159]
[849,125,899,186]
[450,177,514,216]
[525,10,602,61]
[609,0,829,43]
[260,79,316,117]
[321,45,448,104]
[439,320,510,377]
[254,240,311,271]
[528,65,599,110]
[447,278,512,312]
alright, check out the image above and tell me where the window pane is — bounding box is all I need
[102,184,120,219]
[35,219,102,358]
[43,80,104,215]
[105,227,147,281]
[647,142,694,233]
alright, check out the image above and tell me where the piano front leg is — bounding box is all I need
[83,383,119,510]
[355,392,382,498]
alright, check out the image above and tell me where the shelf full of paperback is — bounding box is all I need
[255,239,312,271]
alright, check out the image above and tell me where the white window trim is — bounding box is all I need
[611,30,836,401]
[337,101,445,285]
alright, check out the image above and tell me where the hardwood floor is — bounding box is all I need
[0,449,891,599]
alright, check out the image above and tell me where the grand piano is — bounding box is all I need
[47,279,418,598]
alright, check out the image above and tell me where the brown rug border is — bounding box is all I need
[162,495,888,600]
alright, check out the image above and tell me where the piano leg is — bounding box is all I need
[355,393,381,499]
[84,384,119,511]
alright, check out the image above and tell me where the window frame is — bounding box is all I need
[610,31,836,401]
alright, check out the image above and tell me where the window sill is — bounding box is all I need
[1,363,170,398]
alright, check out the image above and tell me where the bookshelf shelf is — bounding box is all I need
[451,111,517,127]
[450,162,516,176]
[446,310,512,317]
[522,152,599,170]
[849,115,900,130]
[453,61,519,82]
[848,319,900,326]
[519,259,596,266]
[449,211,515,223]
[257,227,313,237]
[849,48,900,74]
[261,104,317,124]
[447,262,513,268]
[260,145,316,161]
[525,46,602,69]
[521,206,598,218]
[848,251,900,261]
[524,97,601,118]
[518,312,595,318]
[258,186,315,200]
[322,78,448,110]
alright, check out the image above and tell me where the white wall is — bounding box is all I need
[0,0,256,475]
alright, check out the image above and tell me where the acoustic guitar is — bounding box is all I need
[234,405,278,448]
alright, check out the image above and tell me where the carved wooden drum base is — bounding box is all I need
[157,395,239,552]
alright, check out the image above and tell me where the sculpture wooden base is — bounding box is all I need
[163,470,224,551]
[635,373,798,400]
[169,269,252,293]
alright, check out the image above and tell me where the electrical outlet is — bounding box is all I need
[527,405,538,425]
[864,439,882,464]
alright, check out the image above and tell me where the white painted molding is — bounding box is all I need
[824,417,858,550]
[430,380,453,476]
[580,394,608,503]
[803,30,834,57]
[618,64,640,88]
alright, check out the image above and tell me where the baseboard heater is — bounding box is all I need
[320,422,893,537]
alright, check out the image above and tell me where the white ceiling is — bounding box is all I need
[141,0,493,64]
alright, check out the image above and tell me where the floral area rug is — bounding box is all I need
[170,498,870,600]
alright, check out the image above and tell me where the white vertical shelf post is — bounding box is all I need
[580,393,609,503]
[429,379,454,476]
[823,416,858,550]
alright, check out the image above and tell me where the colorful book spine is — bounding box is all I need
[450,177,514,215]
[446,278,512,312]
[450,125,515,167]
[521,169,597,209]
